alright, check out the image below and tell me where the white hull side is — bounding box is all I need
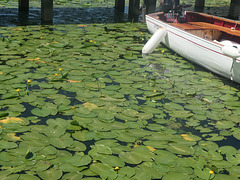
[146,15,240,84]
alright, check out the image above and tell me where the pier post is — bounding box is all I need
[194,0,205,11]
[18,0,29,25]
[129,0,140,16]
[115,0,125,12]
[229,0,240,19]
[142,1,146,22]
[41,0,53,24]
[19,0,29,13]
[144,0,157,14]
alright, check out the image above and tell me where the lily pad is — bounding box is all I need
[37,168,63,180]
[163,172,190,180]
[119,151,142,164]
[167,143,195,155]
[31,108,51,117]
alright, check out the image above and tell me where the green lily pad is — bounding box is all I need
[0,140,18,149]
[37,167,63,180]
[194,167,212,179]
[98,154,125,167]
[167,143,195,155]
[162,172,190,180]
[49,133,73,148]
[215,120,235,130]
[61,172,83,180]
[119,151,142,164]
[31,108,51,117]
[219,146,237,156]
[118,166,135,177]
[154,149,177,165]
[91,144,112,155]
[21,94,37,103]
[214,174,238,180]
[70,155,92,167]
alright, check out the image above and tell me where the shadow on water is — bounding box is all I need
[0,7,141,26]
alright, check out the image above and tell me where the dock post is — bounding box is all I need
[129,0,140,16]
[194,0,205,11]
[19,0,29,13]
[41,0,53,24]
[142,1,146,22]
[144,0,157,14]
[115,0,125,12]
[229,0,240,19]
[18,0,29,25]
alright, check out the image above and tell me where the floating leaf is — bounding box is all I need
[62,172,83,180]
[21,94,37,103]
[219,146,237,156]
[215,121,235,130]
[37,167,63,180]
[181,134,201,142]
[119,151,142,164]
[83,102,98,111]
[98,155,125,167]
[0,117,23,124]
[194,167,212,179]
[91,144,112,155]
[167,143,195,155]
[154,149,177,165]
[0,140,18,149]
[31,108,51,117]
[163,172,190,180]
[70,155,92,167]
[49,133,74,148]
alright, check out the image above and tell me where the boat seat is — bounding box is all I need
[188,22,240,36]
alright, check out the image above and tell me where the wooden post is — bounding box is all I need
[115,0,125,12]
[229,0,240,19]
[19,0,29,13]
[18,0,29,25]
[41,0,53,24]
[194,0,205,11]
[142,1,146,22]
[145,0,156,14]
[129,0,140,16]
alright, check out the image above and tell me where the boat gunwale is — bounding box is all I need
[146,15,225,48]
[147,11,240,47]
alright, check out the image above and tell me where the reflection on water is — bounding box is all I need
[0,7,136,26]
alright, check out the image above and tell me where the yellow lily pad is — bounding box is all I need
[0,117,23,124]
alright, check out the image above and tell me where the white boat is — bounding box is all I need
[143,8,240,83]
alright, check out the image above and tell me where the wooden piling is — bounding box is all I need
[41,0,53,24]
[115,0,125,12]
[194,0,205,11]
[18,0,29,13]
[129,0,140,16]
[229,0,240,19]
[142,1,146,22]
[144,0,157,14]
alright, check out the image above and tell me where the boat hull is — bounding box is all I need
[146,13,240,84]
